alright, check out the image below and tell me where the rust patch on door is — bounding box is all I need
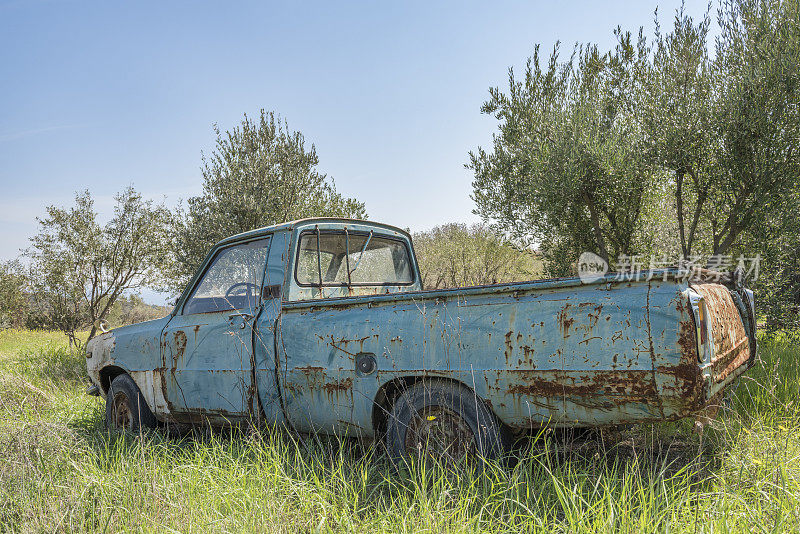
[172,330,187,365]
[322,377,353,393]
[557,304,575,337]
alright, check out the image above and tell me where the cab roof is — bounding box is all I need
[216,218,412,247]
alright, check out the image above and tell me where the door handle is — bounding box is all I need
[228,312,255,328]
[261,284,282,300]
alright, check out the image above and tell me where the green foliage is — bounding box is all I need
[104,293,170,328]
[643,1,800,258]
[25,188,173,343]
[413,223,542,289]
[469,31,653,274]
[643,0,800,329]
[1,328,799,532]
[0,261,28,329]
[172,110,367,292]
[471,0,800,287]
[734,186,800,331]
[640,0,800,330]
[709,0,800,255]
[641,7,716,258]
[714,0,800,329]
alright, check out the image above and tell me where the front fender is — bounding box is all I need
[85,331,117,395]
[85,316,171,417]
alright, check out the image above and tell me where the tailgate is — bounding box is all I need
[691,281,756,397]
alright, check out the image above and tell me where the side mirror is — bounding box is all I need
[94,318,110,333]
[261,284,282,301]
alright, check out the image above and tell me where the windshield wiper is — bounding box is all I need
[348,230,373,280]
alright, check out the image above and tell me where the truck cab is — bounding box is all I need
[87,218,421,426]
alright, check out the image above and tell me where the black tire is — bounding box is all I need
[105,374,158,432]
[385,380,509,464]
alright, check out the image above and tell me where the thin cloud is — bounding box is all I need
[0,124,87,143]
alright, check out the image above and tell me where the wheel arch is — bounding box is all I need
[371,374,498,438]
[98,365,128,394]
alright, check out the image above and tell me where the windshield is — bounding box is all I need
[183,238,270,314]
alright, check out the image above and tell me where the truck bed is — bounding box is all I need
[277,270,755,435]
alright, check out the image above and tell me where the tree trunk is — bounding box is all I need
[676,170,689,259]
[583,192,610,264]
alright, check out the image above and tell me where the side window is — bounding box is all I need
[295,231,413,286]
[347,234,412,284]
[183,238,270,315]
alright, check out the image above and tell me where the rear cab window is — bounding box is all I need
[289,225,418,300]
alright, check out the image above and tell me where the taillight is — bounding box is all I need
[696,298,708,362]
[698,300,707,344]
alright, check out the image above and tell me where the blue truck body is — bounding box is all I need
[86,218,756,437]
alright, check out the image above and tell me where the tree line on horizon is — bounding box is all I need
[0,0,798,342]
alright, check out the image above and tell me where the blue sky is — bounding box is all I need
[0,1,712,301]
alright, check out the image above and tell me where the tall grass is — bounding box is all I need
[0,328,798,533]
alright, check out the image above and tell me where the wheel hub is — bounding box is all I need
[112,392,133,431]
[405,405,476,461]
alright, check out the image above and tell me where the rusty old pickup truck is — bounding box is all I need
[86,218,756,460]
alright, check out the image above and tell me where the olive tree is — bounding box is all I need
[641,8,716,259]
[0,260,28,329]
[469,31,652,275]
[644,0,800,331]
[471,0,799,280]
[27,188,172,344]
[172,110,367,290]
[413,223,541,290]
[643,1,800,258]
[708,0,800,256]
[735,185,800,331]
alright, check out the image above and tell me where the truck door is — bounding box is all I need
[161,237,270,423]
[253,231,289,425]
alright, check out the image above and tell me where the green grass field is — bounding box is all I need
[1,329,798,533]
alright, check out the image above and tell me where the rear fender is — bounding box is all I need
[690,282,754,398]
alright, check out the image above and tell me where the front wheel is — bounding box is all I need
[105,374,158,432]
[385,380,509,465]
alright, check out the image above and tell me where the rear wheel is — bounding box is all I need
[105,374,157,432]
[386,380,508,465]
